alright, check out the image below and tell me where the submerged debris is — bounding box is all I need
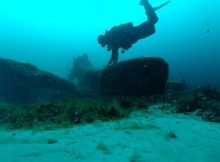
[68,53,94,86]
[0,57,220,129]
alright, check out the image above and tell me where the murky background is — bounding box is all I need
[0,0,219,87]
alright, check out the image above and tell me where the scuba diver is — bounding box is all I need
[98,0,170,65]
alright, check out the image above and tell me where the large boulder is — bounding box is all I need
[100,57,169,97]
[0,58,78,103]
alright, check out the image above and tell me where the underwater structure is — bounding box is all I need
[68,53,93,86]
[0,58,77,103]
[100,57,169,96]
[68,57,169,97]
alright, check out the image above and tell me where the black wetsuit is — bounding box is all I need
[98,0,160,65]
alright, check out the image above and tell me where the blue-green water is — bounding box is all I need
[0,0,219,87]
[0,1,220,161]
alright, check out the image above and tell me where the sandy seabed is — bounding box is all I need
[0,105,220,162]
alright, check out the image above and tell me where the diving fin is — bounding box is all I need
[153,0,171,11]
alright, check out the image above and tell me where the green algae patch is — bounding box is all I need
[0,97,147,129]
[1,87,220,129]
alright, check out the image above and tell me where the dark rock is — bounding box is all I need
[202,101,220,123]
[196,86,220,100]
[78,70,101,95]
[174,87,220,123]
[0,58,78,103]
[175,94,203,113]
[100,57,169,97]
[47,139,58,144]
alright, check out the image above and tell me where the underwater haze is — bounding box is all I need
[0,0,219,87]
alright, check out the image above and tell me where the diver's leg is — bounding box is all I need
[108,48,119,65]
[140,0,158,24]
[140,0,170,24]
[108,57,114,65]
